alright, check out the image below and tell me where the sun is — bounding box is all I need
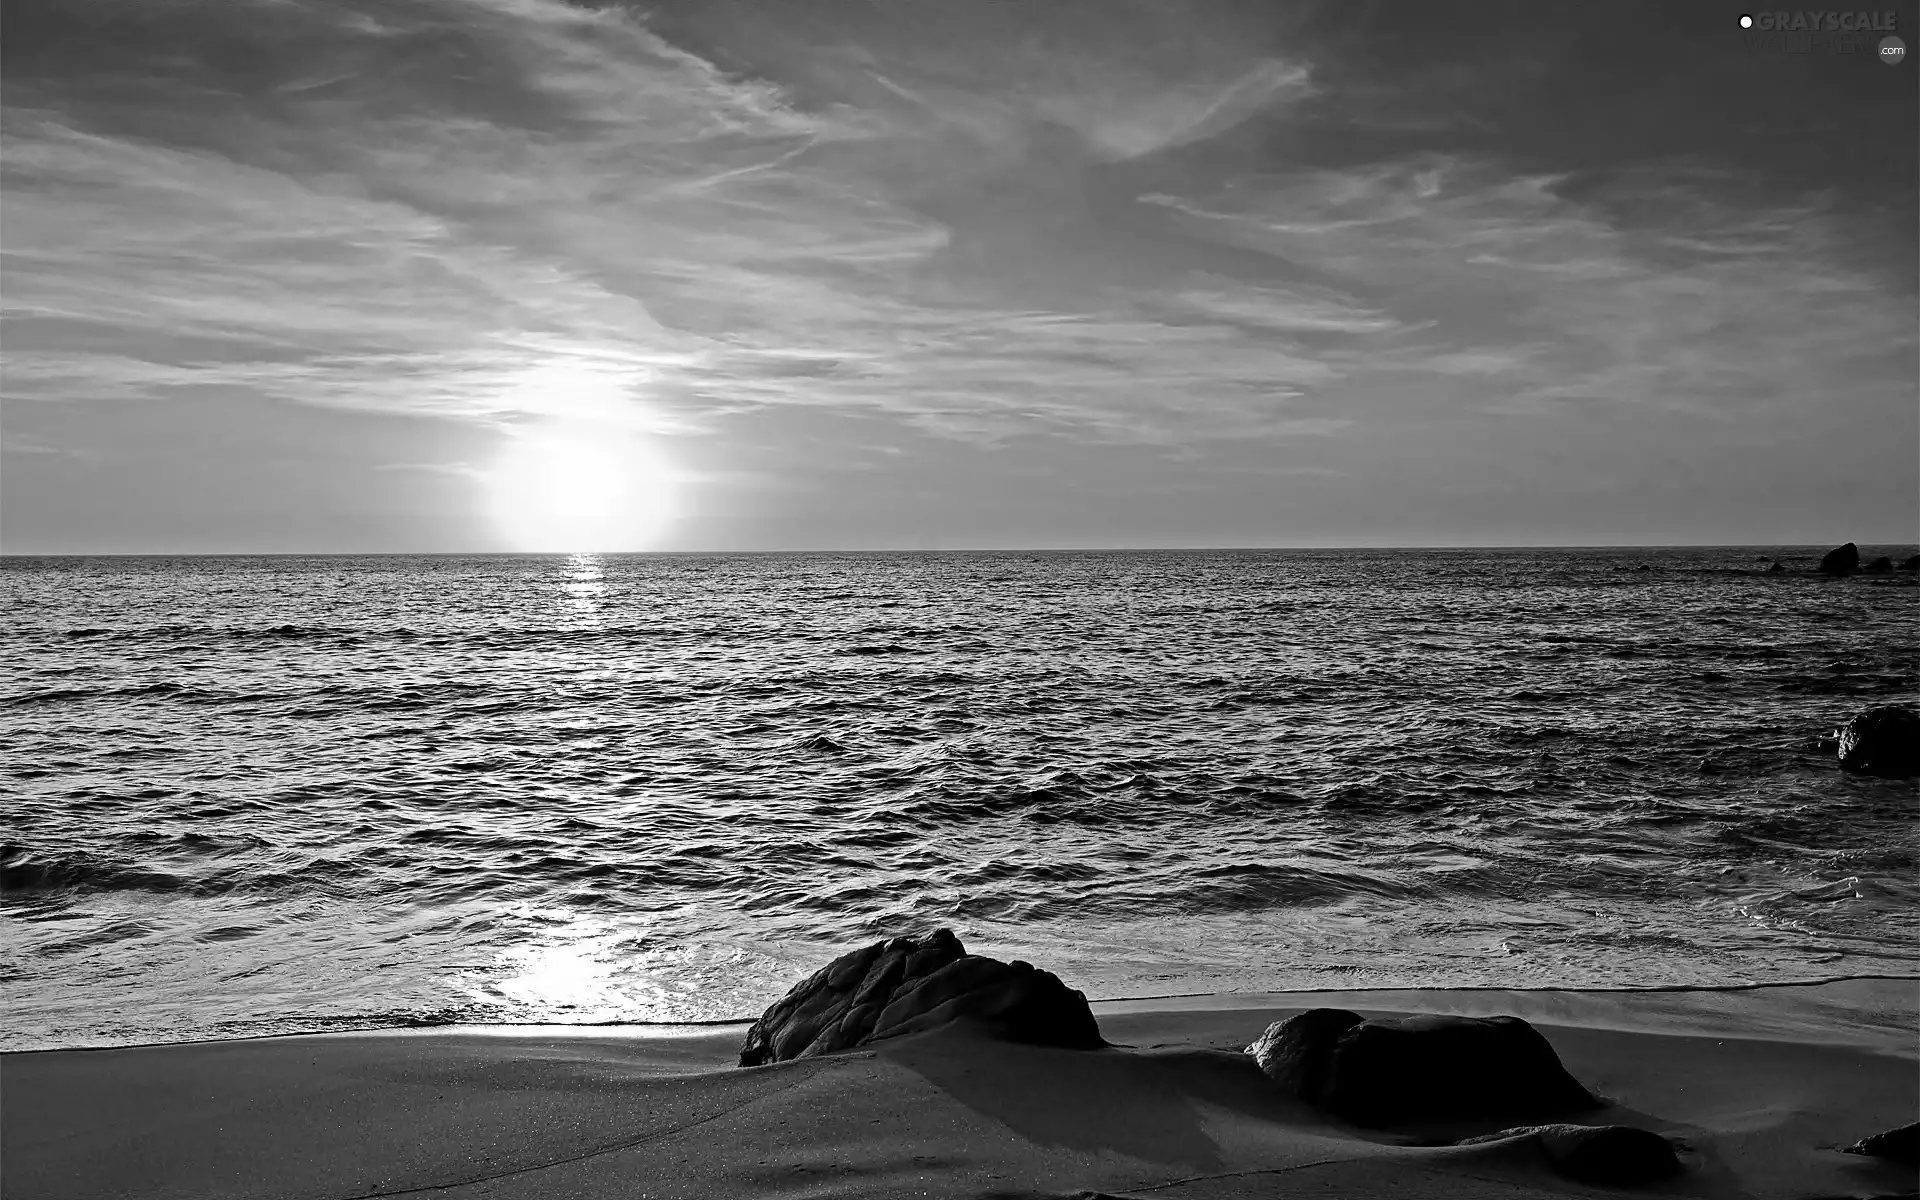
[485,426,676,552]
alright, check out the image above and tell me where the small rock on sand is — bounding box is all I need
[1246,1009,1598,1125]
[738,928,1103,1065]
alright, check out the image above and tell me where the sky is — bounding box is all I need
[2,0,1916,553]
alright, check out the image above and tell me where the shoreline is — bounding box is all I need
[9,971,1915,1056]
[5,977,1913,1199]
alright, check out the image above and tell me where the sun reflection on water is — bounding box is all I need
[561,552,607,620]
[472,908,788,1024]
[483,913,642,1018]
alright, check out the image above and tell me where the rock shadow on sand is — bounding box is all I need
[877,1019,1313,1171]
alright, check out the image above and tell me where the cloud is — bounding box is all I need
[1042,57,1314,161]
[0,432,68,457]
[1170,281,1404,335]
[1142,155,1915,423]
[371,460,483,478]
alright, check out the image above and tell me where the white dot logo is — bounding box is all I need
[1880,35,1907,65]
[1738,14,1754,28]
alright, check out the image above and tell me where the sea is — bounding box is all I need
[3,547,1916,1052]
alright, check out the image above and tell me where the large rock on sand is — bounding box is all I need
[1818,543,1860,575]
[1247,1009,1597,1125]
[738,928,1103,1066]
[1843,1120,1920,1165]
[1836,705,1920,778]
[1457,1124,1683,1185]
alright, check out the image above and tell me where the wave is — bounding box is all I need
[0,842,375,900]
[5,682,202,707]
[1,846,187,895]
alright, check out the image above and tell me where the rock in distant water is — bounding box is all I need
[1844,1121,1920,1165]
[1901,554,1920,571]
[1245,1009,1597,1125]
[1835,706,1920,778]
[1863,555,1894,573]
[1766,562,1786,574]
[737,928,1103,1066]
[1457,1124,1683,1185]
[1819,543,1860,575]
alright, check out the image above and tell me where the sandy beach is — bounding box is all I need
[4,977,1912,1200]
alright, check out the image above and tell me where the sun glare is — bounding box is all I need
[486,427,676,552]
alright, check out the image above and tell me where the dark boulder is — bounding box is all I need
[1819,543,1859,575]
[1863,555,1894,573]
[1246,1009,1598,1125]
[1457,1124,1683,1185]
[1836,706,1920,778]
[1766,562,1786,574]
[1246,1007,1370,1103]
[737,929,1103,1066]
[1844,1121,1920,1165]
[1901,555,1920,571]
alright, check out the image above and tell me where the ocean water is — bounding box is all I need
[2,547,1916,1051]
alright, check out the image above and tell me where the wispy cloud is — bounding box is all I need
[1146,157,1914,422]
[1170,282,1405,335]
[1040,57,1314,161]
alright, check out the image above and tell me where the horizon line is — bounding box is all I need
[4,540,1916,558]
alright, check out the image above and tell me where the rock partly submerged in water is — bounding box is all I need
[1456,1123,1684,1185]
[1863,555,1895,573]
[1835,705,1920,778]
[1819,543,1860,575]
[1246,1009,1598,1126]
[1902,554,1920,571]
[738,928,1104,1066]
[1843,1120,1920,1165]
